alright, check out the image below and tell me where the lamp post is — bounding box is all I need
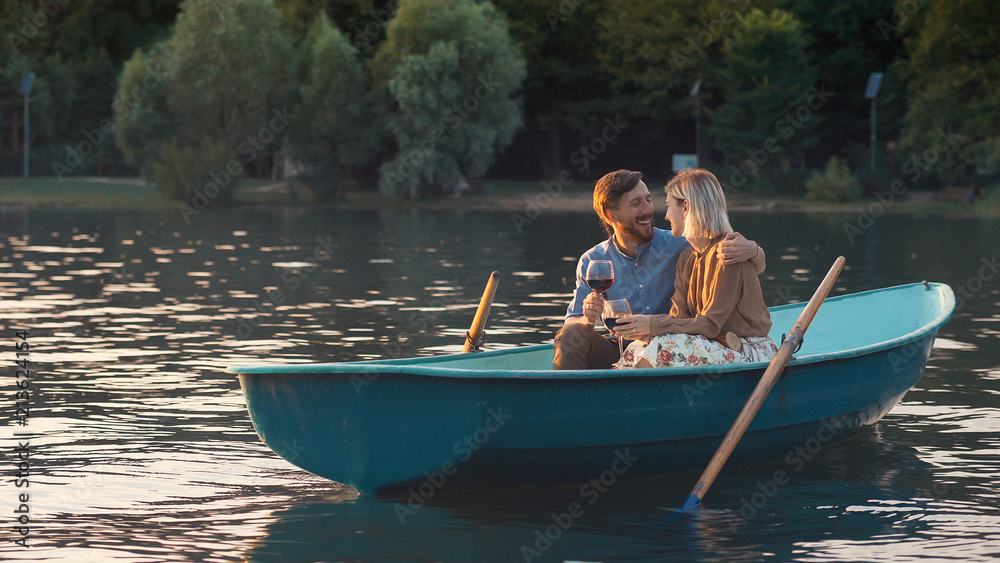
[20,72,35,179]
[691,80,702,166]
[864,72,883,173]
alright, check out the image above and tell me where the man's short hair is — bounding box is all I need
[593,169,644,237]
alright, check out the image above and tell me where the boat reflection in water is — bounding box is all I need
[241,428,946,562]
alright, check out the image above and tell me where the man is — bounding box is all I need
[553,169,765,370]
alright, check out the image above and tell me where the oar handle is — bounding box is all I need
[464,271,500,353]
[685,256,846,508]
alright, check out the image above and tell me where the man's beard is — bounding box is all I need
[620,217,654,245]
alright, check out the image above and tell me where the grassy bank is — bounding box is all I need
[0,177,167,208]
[1,176,996,216]
[0,176,307,210]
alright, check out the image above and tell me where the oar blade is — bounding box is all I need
[680,494,701,512]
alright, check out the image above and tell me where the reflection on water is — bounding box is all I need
[0,206,998,561]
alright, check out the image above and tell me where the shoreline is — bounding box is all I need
[0,176,994,216]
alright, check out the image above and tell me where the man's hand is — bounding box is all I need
[613,314,655,340]
[718,232,764,273]
[580,291,606,326]
[718,232,756,265]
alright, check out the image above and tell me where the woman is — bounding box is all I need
[613,168,777,368]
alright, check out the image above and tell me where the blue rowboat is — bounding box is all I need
[228,282,954,494]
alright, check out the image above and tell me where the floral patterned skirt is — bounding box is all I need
[617,334,779,369]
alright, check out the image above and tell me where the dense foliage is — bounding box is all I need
[2,0,997,198]
[372,0,527,197]
[806,156,862,202]
[897,0,1000,184]
[708,9,817,193]
[284,13,381,198]
[113,0,292,201]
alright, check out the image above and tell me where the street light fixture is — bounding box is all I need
[864,72,883,173]
[20,72,35,179]
[691,80,702,166]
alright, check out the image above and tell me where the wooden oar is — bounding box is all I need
[463,271,499,353]
[679,255,846,512]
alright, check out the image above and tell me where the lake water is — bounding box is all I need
[1,204,998,562]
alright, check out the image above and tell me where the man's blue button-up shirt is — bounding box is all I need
[566,228,690,320]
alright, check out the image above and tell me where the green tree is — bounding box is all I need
[167,0,291,150]
[601,0,707,124]
[372,0,527,197]
[114,0,292,201]
[806,156,861,202]
[112,47,170,176]
[898,0,1000,182]
[276,0,330,41]
[786,0,906,172]
[275,0,398,52]
[2,1,181,175]
[285,13,382,198]
[0,42,71,152]
[708,8,818,192]
[599,1,785,122]
[1,2,77,171]
[596,0,792,178]
[492,0,614,178]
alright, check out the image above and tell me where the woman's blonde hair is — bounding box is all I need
[665,168,733,239]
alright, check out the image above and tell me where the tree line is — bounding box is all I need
[1,0,997,201]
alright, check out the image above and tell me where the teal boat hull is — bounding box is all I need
[230,282,954,494]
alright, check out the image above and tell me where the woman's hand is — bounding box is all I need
[613,315,656,340]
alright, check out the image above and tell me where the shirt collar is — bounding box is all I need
[608,235,654,261]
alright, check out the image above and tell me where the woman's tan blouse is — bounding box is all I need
[662,235,772,339]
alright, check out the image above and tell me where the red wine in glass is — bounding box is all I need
[603,299,632,367]
[585,260,614,294]
[587,278,614,292]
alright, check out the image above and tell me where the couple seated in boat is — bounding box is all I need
[553,168,778,370]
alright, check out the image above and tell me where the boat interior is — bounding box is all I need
[361,282,953,373]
